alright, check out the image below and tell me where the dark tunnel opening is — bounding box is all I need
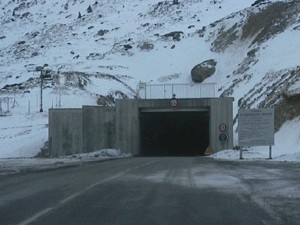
[139,111,209,156]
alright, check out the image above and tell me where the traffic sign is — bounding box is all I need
[219,123,227,132]
[169,96,179,108]
[219,133,228,143]
[238,108,274,146]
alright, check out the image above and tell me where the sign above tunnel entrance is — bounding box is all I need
[169,95,179,108]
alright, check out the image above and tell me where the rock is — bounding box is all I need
[87,5,93,13]
[138,42,154,51]
[124,44,133,50]
[163,31,184,41]
[31,52,38,57]
[191,59,217,83]
[251,0,266,6]
[21,12,31,19]
[97,29,109,36]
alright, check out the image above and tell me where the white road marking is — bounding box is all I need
[18,159,159,225]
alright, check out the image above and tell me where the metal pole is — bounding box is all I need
[40,70,43,112]
[172,84,174,97]
[240,147,243,160]
[214,83,216,97]
[269,146,272,159]
[7,97,9,112]
[199,85,202,98]
[0,98,2,114]
[186,84,188,98]
[13,92,16,108]
[59,94,62,107]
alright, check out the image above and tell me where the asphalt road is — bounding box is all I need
[0,157,299,225]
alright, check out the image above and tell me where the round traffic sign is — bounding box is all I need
[219,123,227,132]
[219,133,228,143]
[169,98,179,108]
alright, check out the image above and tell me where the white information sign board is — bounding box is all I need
[238,108,274,146]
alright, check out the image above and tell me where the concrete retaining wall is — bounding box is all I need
[49,109,82,157]
[116,100,139,155]
[49,106,116,157]
[82,106,116,152]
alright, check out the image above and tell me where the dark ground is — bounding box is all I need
[0,157,299,225]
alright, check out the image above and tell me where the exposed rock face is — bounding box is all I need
[163,31,184,41]
[210,1,300,52]
[274,92,300,132]
[191,59,217,83]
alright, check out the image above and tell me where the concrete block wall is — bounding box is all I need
[49,106,116,157]
[210,98,234,153]
[82,106,116,152]
[49,109,82,157]
[116,100,139,155]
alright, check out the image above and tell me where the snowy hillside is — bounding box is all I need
[0,0,299,160]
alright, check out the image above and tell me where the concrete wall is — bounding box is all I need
[49,106,116,157]
[49,109,82,157]
[210,98,234,153]
[115,100,139,155]
[116,98,234,155]
[49,98,233,156]
[82,106,116,152]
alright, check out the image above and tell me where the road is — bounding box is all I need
[0,157,299,225]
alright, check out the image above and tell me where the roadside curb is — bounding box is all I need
[0,157,127,176]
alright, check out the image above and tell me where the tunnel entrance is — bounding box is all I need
[139,110,209,156]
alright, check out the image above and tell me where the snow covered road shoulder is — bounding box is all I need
[0,149,131,176]
[211,116,300,162]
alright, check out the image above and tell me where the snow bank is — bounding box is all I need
[0,149,131,175]
[211,116,300,161]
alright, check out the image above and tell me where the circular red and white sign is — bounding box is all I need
[219,123,227,132]
[169,98,179,108]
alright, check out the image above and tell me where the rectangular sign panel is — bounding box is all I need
[238,108,274,146]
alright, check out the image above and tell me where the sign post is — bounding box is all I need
[238,108,274,160]
[218,123,228,145]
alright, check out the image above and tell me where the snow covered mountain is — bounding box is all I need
[0,0,299,159]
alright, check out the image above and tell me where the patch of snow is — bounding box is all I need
[211,116,300,161]
[255,28,300,73]
[144,167,247,194]
[66,148,131,159]
[0,149,131,176]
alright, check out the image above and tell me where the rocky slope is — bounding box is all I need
[0,0,299,134]
[203,0,300,130]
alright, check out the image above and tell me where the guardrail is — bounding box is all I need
[137,83,216,99]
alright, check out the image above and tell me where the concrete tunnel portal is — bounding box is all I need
[48,98,234,157]
[139,110,210,156]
